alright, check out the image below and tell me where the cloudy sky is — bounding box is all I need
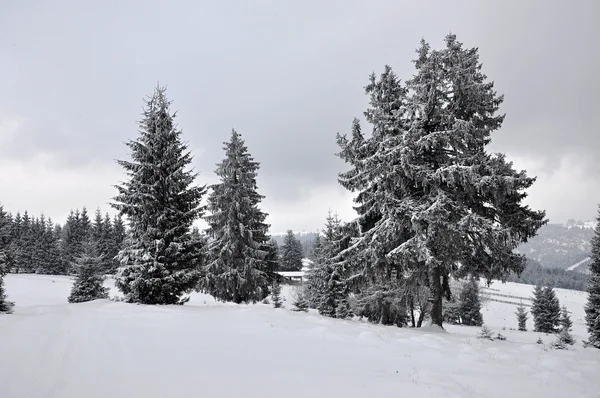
[1,0,599,233]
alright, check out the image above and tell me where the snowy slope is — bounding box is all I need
[1,275,599,398]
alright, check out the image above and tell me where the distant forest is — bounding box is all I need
[507,258,588,291]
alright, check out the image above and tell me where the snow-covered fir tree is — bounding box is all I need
[271,279,282,308]
[304,211,353,319]
[201,130,272,304]
[516,303,528,331]
[265,239,280,274]
[68,242,109,303]
[280,230,303,271]
[112,85,206,305]
[458,279,483,326]
[585,207,600,348]
[335,35,546,328]
[0,205,14,313]
[292,287,309,312]
[558,306,574,345]
[531,284,561,333]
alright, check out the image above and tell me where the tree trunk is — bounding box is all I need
[417,306,426,328]
[429,265,444,328]
[410,300,416,328]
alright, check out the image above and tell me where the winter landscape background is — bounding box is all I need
[1,1,600,397]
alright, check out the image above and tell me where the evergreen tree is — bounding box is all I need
[559,306,575,345]
[202,130,271,304]
[516,303,528,331]
[112,85,206,305]
[68,242,109,303]
[280,230,303,271]
[15,211,34,273]
[531,284,561,333]
[336,35,546,327]
[265,239,280,274]
[36,217,65,275]
[271,279,282,308]
[458,278,483,326]
[585,207,600,348]
[292,288,309,312]
[0,205,14,313]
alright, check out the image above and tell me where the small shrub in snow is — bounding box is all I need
[496,332,506,341]
[262,298,270,305]
[0,276,14,314]
[536,337,544,344]
[478,325,494,340]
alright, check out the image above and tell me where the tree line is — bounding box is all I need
[0,33,599,349]
[0,207,125,276]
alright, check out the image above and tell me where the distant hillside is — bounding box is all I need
[517,222,595,271]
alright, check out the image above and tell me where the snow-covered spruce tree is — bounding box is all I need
[458,278,483,326]
[68,242,109,303]
[271,279,282,308]
[265,239,280,274]
[202,130,271,304]
[516,303,528,331]
[585,207,600,348]
[112,85,206,305]
[336,35,546,328]
[0,205,15,313]
[531,284,561,333]
[558,306,574,345]
[280,230,303,271]
[292,287,309,312]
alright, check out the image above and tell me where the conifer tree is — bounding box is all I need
[458,278,483,326]
[68,242,109,303]
[531,284,561,333]
[0,205,14,313]
[265,239,280,274]
[36,217,65,275]
[559,306,574,345]
[336,35,546,327]
[585,207,600,348]
[292,288,309,312]
[271,279,282,308]
[202,130,271,303]
[112,85,206,305]
[15,211,34,273]
[516,303,528,331]
[280,230,304,271]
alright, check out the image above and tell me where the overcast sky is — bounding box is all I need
[1,0,599,233]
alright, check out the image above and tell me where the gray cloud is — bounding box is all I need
[1,0,599,231]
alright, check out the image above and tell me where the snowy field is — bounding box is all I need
[1,275,599,398]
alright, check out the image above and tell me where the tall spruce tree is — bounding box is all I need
[112,85,206,305]
[202,129,271,304]
[516,303,528,331]
[336,35,546,328]
[585,208,600,348]
[0,205,14,313]
[458,278,483,326]
[280,230,304,271]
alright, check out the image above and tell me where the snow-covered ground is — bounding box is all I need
[1,275,599,398]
